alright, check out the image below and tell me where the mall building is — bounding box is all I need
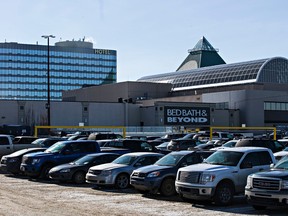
[1,37,288,131]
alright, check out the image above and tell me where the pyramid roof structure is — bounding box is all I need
[176,36,226,71]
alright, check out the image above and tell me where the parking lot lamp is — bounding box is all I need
[41,35,55,126]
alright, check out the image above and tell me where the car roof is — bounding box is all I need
[121,152,163,156]
[219,146,269,152]
[84,152,120,157]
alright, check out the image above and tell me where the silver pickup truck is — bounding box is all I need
[0,135,38,158]
[175,147,276,205]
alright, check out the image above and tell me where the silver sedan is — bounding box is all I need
[86,152,163,189]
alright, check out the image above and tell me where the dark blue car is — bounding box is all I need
[48,152,120,184]
[130,150,213,196]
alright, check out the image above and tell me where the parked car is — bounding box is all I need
[154,142,171,154]
[88,133,123,141]
[175,147,276,205]
[273,147,288,161]
[210,140,238,150]
[130,150,213,196]
[0,147,46,175]
[102,139,156,152]
[31,137,67,148]
[49,153,120,184]
[86,152,163,189]
[0,134,39,158]
[20,140,126,179]
[13,136,38,144]
[235,138,284,152]
[167,139,197,151]
[154,133,187,142]
[245,155,288,210]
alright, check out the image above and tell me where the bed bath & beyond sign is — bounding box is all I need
[164,107,210,125]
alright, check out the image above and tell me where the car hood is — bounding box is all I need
[252,169,288,178]
[24,151,55,158]
[179,163,234,173]
[134,164,173,173]
[274,151,288,157]
[49,163,83,172]
[90,163,127,170]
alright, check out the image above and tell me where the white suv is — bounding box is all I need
[175,147,276,205]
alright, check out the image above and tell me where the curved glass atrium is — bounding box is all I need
[138,57,288,91]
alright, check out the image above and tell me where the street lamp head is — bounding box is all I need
[42,35,56,39]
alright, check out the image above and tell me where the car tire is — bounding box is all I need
[115,173,129,189]
[160,178,176,196]
[252,205,267,210]
[72,171,86,184]
[40,164,53,180]
[213,182,234,205]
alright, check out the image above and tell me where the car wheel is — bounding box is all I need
[115,173,129,189]
[72,171,86,184]
[213,182,234,205]
[252,205,267,210]
[40,164,53,180]
[160,178,176,196]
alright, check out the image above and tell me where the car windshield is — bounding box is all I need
[204,151,244,166]
[112,155,138,165]
[72,155,95,165]
[274,156,288,170]
[155,154,183,166]
[45,142,66,153]
[156,142,169,148]
[222,141,237,148]
[282,147,288,152]
[31,138,45,145]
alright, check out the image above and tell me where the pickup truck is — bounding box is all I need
[245,156,288,210]
[20,140,129,179]
[0,134,38,158]
[175,147,276,205]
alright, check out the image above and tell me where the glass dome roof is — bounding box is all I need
[138,57,288,91]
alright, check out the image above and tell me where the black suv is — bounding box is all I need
[130,150,214,196]
[235,138,284,152]
[102,139,155,152]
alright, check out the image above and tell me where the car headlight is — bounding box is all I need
[101,170,112,176]
[60,169,71,173]
[32,158,41,165]
[246,176,252,188]
[147,171,161,178]
[281,180,288,189]
[200,173,215,184]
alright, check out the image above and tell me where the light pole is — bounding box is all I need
[42,35,55,126]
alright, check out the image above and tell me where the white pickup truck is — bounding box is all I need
[175,147,276,205]
[0,135,38,158]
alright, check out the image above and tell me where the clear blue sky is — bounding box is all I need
[1,0,288,82]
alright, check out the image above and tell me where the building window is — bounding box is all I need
[83,107,88,112]
[264,102,288,111]
[20,106,24,110]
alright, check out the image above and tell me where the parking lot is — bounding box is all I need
[0,171,287,216]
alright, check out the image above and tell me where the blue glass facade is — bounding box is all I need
[0,41,117,101]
